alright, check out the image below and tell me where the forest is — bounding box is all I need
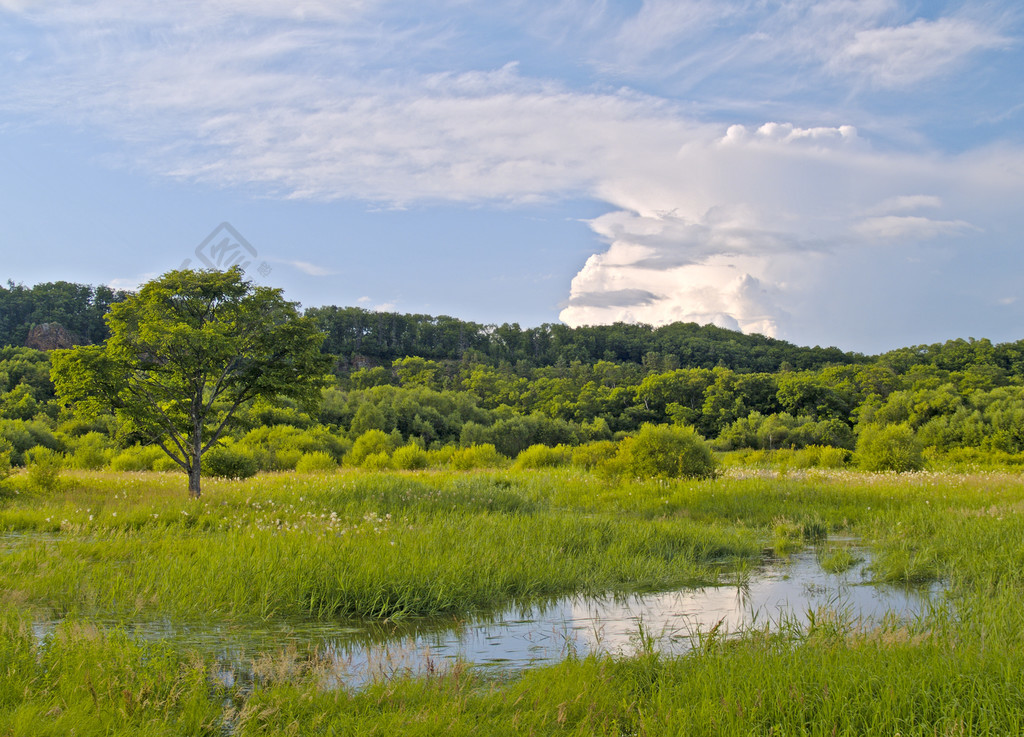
[2,278,1024,476]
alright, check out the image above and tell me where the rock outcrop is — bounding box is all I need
[25,322,87,350]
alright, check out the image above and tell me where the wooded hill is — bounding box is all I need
[3,280,857,372]
[4,278,1024,472]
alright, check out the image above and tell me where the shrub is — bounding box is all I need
[346,429,394,467]
[295,451,338,474]
[273,448,303,471]
[717,448,771,469]
[109,445,166,472]
[450,444,505,470]
[792,445,850,469]
[153,455,183,473]
[68,432,114,470]
[616,424,716,479]
[514,444,571,470]
[0,419,59,465]
[26,446,62,492]
[202,445,259,479]
[0,438,12,482]
[426,446,456,467]
[392,445,429,470]
[361,452,392,471]
[237,425,349,471]
[570,440,618,469]
[856,424,924,472]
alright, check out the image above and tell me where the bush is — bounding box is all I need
[68,432,114,470]
[26,446,62,492]
[570,440,618,470]
[202,445,259,479]
[426,446,456,467]
[856,424,924,472]
[616,424,716,479]
[0,419,59,465]
[109,445,166,472]
[792,445,850,469]
[450,444,505,470]
[716,449,770,469]
[295,451,338,474]
[361,452,392,471]
[514,444,571,470]
[153,455,183,473]
[0,438,12,482]
[346,429,394,467]
[925,446,1024,471]
[392,445,429,470]
[273,448,303,471]
[237,425,349,471]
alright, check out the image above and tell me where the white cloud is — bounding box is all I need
[830,17,1011,88]
[2,0,1023,348]
[560,120,1024,341]
[864,194,943,215]
[105,273,157,292]
[562,251,786,336]
[279,259,338,276]
[855,215,977,240]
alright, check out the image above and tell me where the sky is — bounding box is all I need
[1,1,1023,354]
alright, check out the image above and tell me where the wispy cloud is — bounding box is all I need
[1,0,1022,347]
[830,16,1012,88]
[855,215,978,240]
[278,259,339,276]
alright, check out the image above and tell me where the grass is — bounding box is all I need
[3,466,1024,734]
[817,547,864,574]
[0,469,761,620]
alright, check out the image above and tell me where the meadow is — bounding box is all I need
[1,466,1023,734]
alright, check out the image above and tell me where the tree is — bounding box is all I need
[616,423,717,479]
[856,423,924,472]
[51,268,329,498]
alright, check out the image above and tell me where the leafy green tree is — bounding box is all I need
[25,446,62,491]
[617,423,717,479]
[347,429,395,466]
[50,268,328,498]
[856,424,924,472]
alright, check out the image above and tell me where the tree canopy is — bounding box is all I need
[50,268,328,497]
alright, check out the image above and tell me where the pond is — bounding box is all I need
[29,539,941,690]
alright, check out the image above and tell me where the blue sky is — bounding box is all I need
[1,0,1023,353]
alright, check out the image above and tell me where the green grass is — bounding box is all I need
[0,469,761,620]
[817,547,864,574]
[4,466,1024,734]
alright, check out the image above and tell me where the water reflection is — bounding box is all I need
[30,543,940,689]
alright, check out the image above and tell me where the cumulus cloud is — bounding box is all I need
[559,120,1023,341]
[567,289,663,309]
[563,252,785,336]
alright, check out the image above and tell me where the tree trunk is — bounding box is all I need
[190,400,203,499]
[188,462,202,499]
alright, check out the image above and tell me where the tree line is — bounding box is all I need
[4,279,857,372]
[5,277,1024,483]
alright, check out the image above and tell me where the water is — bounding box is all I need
[27,541,940,690]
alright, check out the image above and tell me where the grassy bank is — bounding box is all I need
[3,467,1024,734]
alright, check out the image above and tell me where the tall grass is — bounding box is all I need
[0,470,760,620]
[4,466,1024,734]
